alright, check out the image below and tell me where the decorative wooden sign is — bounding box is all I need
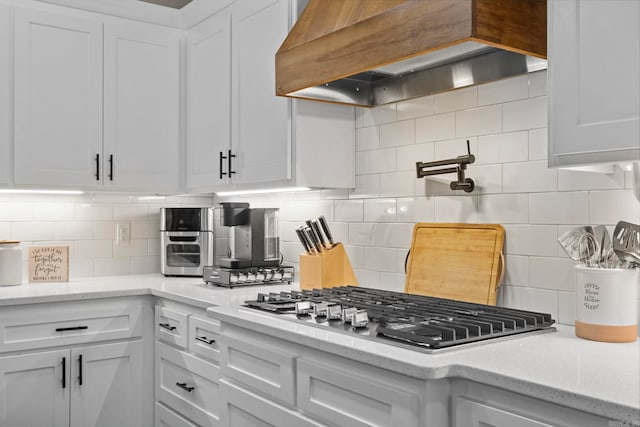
[28,246,69,283]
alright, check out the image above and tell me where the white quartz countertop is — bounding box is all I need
[208,304,640,425]
[1,274,638,424]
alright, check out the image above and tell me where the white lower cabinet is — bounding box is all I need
[0,340,144,427]
[156,402,198,427]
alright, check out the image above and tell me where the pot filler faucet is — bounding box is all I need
[416,140,476,193]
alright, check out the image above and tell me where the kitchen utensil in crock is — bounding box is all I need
[592,225,616,268]
[558,226,597,263]
[612,221,640,266]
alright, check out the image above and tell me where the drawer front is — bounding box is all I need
[220,379,325,427]
[188,316,220,362]
[0,299,142,352]
[155,342,220,427]
[155,306,189,349]
[297,359,420,427]
[454,397,555,427]
[155,402,198,427]
[219,334,296,406]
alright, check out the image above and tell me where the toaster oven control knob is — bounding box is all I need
[256,272,266,281]
[313,302,329,317]
[295,301,311,316]
[247,273,256,282]
[341,307,357,323]
[273,271,283,280]
[327,304,342,320]
[351,310,369,328]
[237,274,247,283]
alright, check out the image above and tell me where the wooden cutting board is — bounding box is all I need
[404,223,505,305]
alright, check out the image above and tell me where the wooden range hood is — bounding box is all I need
[276,0,546,107]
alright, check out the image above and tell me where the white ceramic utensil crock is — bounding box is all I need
[575,265,638,342]
[0,241,22,286]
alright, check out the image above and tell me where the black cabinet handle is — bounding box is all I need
[55,326,88,332]
[176,382,194,392]
[61,357,66,389]
[95,154,100,180]
[228,150,236,176]
[77,354,83,386]
[108,154,113,181]
[219,151,227,179]
[158,323,176,331]
[195,336,215,345]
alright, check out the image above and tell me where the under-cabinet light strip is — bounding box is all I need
[215,187,310,197]
[0,189,84,195]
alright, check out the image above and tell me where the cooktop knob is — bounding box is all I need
[351,310,369,328]
[327,304,342,320]
[341,307,357,323]
[295,301,311,316]
[313,302,329,317]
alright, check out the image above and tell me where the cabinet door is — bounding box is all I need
[0,4,10,185]
[454,397,555,427]
[70,341,143,427]
[0,349,70,427]
[231,0,291,185]
[548,0,640,166]
[104,21,180,191]
[14,8,103,187]
[186,9,232,191]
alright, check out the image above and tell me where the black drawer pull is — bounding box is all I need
[195,336,215,345]
[176,382,194,392]
[61,357,66,389]
[56,326,88,332]
[159,323,177,331]
[78,354,83,386]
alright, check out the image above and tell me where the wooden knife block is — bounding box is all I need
[299,243,358,290]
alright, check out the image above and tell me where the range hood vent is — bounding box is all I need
[276,0,547,107]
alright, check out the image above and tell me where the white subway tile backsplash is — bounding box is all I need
[503,161,557,193]
[32,203,75,221]
[477,132,528,164]
[355,152,364,175]
[396,197,435,223]
[530,257,575,292]
[378,272,406,292]
[504,255,529,286]
[503,96,547,132]
[471,164,503,194]
[335,200,363,222]
[415,112,455,142]
[528,128,548,160]
[69,260,94,279]
[356,126,379,151]
[396,96,435,120]
[328,222,349,244]
[344,245,364,270]
[362,148,397,174]
[477,193,528,223]
[361,104,397,127]
[455,105,502,137]
[11,222,55,241]
[54,222,94,240]
[364,199,397,222]
[113,203,149,221]
[529,192,589,225]
[529,70,547,98]
[434,195,478,223]
[74,240,113,259]
[379,172,416,197]
[558,291,575,326]
[372,223,414,248]
[0,202,33,222]
[94,222,117,240]
[589,190,640,225]
[113,239,148,258]
[397,142,434,171]
[380,120,415,147]
[478,75,529,106]
[503,225,558,256]
[353,269,380,288]
[94,257,130,276]
[434,137,479,160]
[0,222,9,239]
[148,239,161,256]
[75,204,113,221]
[364,247,397,272]
[434,86,478,113]
[130,256,159,274]
[349,223,375,246]
[502,285,558,320]
[131,221,158,239]
[558,167,626,191]
[278,200,334,222]
[350,175,380,199]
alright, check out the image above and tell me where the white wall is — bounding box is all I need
[0,192,213,279]
[216,70,640,328]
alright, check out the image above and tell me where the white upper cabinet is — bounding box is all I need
[548,0,640,167]
[13,8,103,187]
[104,21,181,191]
[185,0,355,193]
[0,5,11,186]
[186,8,232,190]
[231,0,290,186]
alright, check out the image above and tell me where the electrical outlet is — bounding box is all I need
[117,223,130,245]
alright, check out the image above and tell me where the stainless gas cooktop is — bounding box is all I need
[244,286,556,353]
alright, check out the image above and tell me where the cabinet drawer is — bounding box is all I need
[0,299,142,352]
[297,358,420,427]
[454,397,554,427]
[155,306,189,348]
[188,316,220,362]
[219,334,296,406]
[220,379,325,427]
[155,402,198,427]
[155,342,220,427]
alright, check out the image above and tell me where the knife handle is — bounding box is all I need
[311,220,326,246]
[303,226,322,253]
[318,215,335,245]
[296,227,313,254]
